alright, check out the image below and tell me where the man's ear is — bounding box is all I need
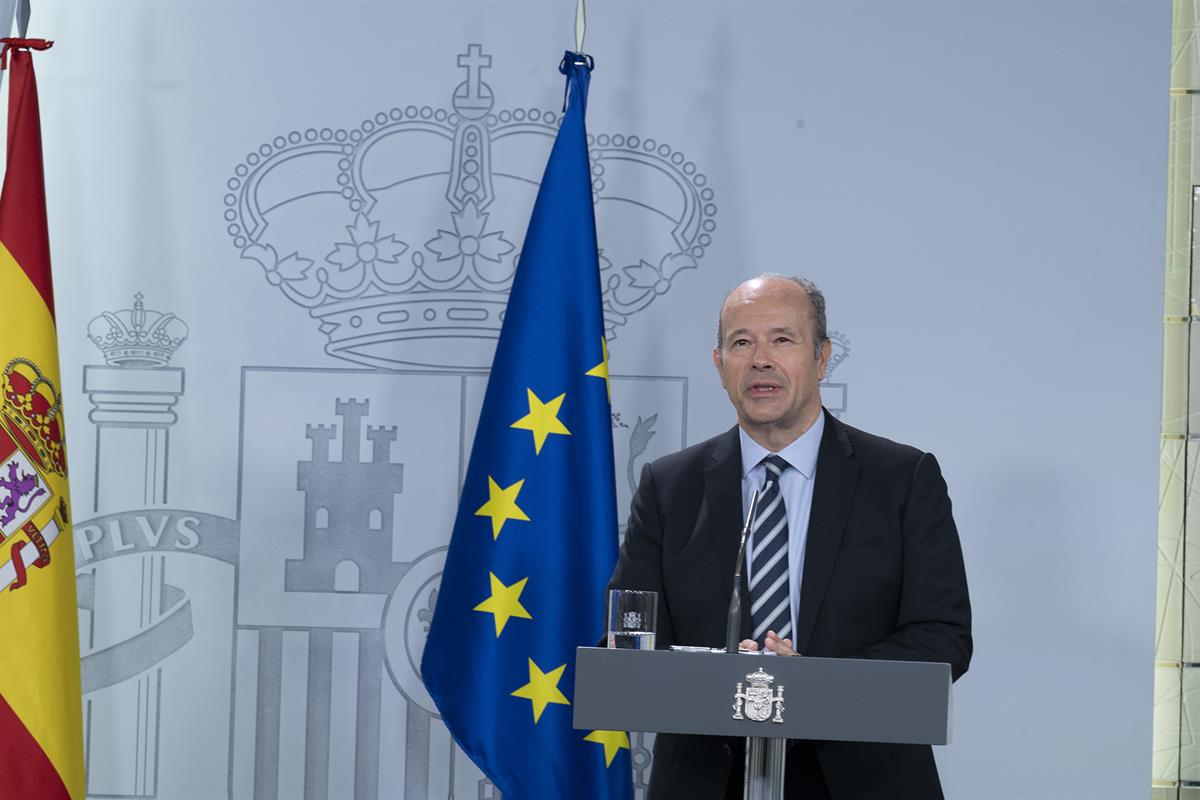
[818,338,832,380]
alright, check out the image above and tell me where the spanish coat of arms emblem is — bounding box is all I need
[732,666,785,724]
[0,358,68,592]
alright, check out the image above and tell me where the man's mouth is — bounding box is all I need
[747,382,781,397]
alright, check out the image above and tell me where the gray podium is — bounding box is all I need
[573,647,952,800]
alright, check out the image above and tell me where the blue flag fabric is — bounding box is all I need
[421,54,632,800]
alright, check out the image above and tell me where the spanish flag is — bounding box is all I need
[0,38,85,800]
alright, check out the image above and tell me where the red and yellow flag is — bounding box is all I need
[0,38,85,800]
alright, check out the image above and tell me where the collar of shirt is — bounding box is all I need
[737,412,824,481]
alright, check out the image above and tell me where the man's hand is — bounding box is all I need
[738,631,798,656]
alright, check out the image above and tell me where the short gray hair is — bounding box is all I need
[716,274,828,357]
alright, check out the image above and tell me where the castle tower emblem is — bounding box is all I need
[284,397,404,595]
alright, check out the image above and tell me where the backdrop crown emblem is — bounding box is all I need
[224,44,717,370]
[2,359,65,475]
[87,292,189,367]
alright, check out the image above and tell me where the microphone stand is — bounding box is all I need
[725,489,760,654]
[723,487,786,800]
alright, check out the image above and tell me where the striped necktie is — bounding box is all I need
[750,454,792,646]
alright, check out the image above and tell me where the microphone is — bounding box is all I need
[725,488,761,654]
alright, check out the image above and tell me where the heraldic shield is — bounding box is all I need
[732,666,786,724]
[0,358,69,591]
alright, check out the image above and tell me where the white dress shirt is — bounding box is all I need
[739,412,824,642]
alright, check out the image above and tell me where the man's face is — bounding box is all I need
[712,278,831,446]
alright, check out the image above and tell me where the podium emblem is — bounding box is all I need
[732,666,785,723]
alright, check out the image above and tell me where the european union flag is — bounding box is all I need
[422,53,632,800]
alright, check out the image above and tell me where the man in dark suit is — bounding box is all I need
[608,275,971,800]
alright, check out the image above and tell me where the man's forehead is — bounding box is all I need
[721,286,810,322]
[724,322,803,336]
[723,277,808,307]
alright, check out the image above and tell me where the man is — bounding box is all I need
[608,275,971,800]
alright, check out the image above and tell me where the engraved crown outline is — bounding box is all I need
[223,44,718,370]
[86,292,189,368]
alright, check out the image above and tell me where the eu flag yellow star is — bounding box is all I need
[474,476,530,540]
[511,658,571,723]
[510,388,571,454]
[473,572,533,636]
[585,337,610,399]
[583,730,630,767]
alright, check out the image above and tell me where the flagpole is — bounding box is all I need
[575,0,586,54]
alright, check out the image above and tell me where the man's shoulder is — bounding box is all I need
[833,415,929,469]
[645,427,737,478]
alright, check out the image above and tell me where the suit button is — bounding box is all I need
[722,743,732,756]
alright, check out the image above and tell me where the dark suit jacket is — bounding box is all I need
[608,410,972,800]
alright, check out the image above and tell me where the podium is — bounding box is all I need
[573,647,952,800]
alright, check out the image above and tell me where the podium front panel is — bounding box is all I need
[573,648,951,745]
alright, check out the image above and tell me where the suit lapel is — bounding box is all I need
[794,411,859,653]
[703,427,752,637]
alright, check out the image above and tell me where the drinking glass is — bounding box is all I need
[607,589,657,650]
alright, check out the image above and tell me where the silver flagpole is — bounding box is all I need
[575,0,586,53]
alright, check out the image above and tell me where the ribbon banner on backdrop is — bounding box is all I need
[0,37,85,800]
[422,52,633,799]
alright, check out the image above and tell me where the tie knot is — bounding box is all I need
[762,454,788,478]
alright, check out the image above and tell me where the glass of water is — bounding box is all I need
[607,589,657,650]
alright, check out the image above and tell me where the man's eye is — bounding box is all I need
[732,339,749,347]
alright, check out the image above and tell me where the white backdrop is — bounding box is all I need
[27,1,1168,799]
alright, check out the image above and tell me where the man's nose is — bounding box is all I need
[751,352,773,369]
